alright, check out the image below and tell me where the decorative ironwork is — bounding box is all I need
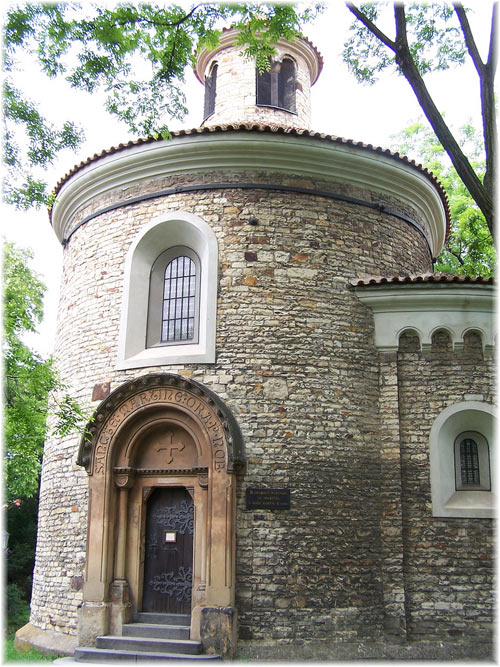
[149,567,193,602]
[152,499,194,535]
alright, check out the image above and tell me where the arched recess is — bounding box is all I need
[429,400,495,518]
[77,373,245,657]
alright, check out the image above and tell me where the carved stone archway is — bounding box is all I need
[77,373,245,657]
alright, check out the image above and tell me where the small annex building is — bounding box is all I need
[17,28,495,661]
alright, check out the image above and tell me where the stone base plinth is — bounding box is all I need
[200,606,237,658]
[14,622,77,657]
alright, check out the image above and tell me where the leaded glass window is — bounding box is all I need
[204,63,217,120]
[459,438,480,485]
[162,256,196,342]
[147,246,201,348]
[454,431,491,491]
[256,57,296,113]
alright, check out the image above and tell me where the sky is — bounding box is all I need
[2,0,494,356]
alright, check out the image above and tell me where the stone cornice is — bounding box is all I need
[355,283,496,353]
[51,131,447,256]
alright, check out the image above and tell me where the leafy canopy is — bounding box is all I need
[344,2,467,84]
[344,2,497,239]
[3,241,56,501]
[391,120,495,277]
[3,241,90,503]
[3,2,322,209]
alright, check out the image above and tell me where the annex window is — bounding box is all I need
[429,402,495,518]
[454,431,490,491]
[147,247,201,348]
[204,63,218,120]
[256,57,296,113]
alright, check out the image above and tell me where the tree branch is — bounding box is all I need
[454,2,497,222]
[453,3,485,76]
[345,3,397,52]
[394,4,409,49]
[487,2,498,78]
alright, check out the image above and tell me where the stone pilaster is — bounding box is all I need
[378,351,407,639]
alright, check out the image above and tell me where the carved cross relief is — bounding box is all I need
[156,431,186,464]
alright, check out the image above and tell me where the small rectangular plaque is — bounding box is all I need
[246,487,291,510]
[165,531,177,543]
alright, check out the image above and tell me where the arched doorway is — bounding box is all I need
[77,373,245,657]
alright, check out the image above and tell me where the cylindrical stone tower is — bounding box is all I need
[21,28,452,660]
[194,27,322,128]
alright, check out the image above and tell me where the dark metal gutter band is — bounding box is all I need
[61,182,431,254]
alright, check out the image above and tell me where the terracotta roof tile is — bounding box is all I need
[352,273,494,287]
[52,124,449,226]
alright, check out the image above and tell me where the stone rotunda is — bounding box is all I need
[18,27,494,661]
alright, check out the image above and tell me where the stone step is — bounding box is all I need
[122,621,190,640]
[96,634,203,655]
[74,646,220,662]
[133,612,191,626]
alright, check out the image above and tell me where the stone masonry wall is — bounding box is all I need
[397,331,495,643]
[32,165,433,649]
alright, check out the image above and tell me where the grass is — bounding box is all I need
[4,638,62,663]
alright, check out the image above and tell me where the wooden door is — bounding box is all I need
[142,487,194,614]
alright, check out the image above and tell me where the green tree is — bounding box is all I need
[3,2,321,210]
[6,496,39,635]
[3,243,91,635]
[3,241,89,503]
[391,120,495,276]
[3,241,56,502]
[344,2,497,239]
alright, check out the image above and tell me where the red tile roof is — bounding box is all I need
[352,273,494,287]
[52,123,451,237]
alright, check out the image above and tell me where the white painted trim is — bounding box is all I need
[355,284,495,352]
[429,402,496,518]
[116,211,218,370]
[51,132,446,256]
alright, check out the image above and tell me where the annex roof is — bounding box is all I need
[352,273,494,287]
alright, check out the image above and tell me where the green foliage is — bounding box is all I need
[3,2,322,209]
[391,121,495,276]
[3,242,92,503]
[343,2,466,84]
[3,242,56,501]
[6,496,38,593]
[4,637,57,661]
[5,584,31,638]
[5,497,39,637]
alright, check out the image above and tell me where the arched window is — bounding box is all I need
[117,211,218,369]
[204,63,217,120]
[429,402,495,518]
[256,57,296,113]
[147,247,201,348]
[454,431,490,491]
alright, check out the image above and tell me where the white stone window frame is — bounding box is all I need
[429,401,496,518]
[117,211,218,369]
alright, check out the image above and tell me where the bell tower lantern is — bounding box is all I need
[195,27,323,129]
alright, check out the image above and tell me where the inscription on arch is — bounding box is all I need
[88,386,227,476]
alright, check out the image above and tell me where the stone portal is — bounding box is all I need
[77,373,245,658]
